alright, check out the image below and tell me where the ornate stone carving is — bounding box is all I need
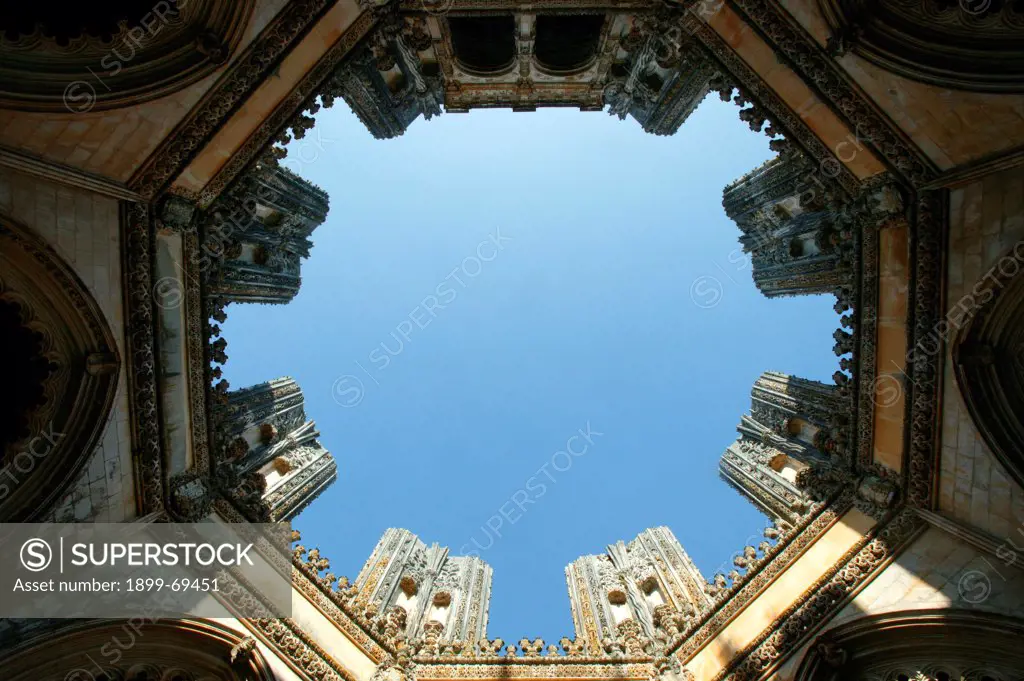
[123,202,164,515]
[168,470,214,522]
[212,377,336,522]
[794,610,1024,681]
[0,215,120,520]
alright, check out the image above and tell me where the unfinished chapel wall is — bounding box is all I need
[0,167,134,521]
[938,165,1024,538]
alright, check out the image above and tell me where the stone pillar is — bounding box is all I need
[603,5,715,134]
[719,372,850,524]
[565,527,710,654]
[201,164,329,305]
[723,152,856,298]
[353,528,493,646]
[215,377,336,521]
[330,14,443,139]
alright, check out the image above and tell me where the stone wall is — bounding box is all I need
[0,167,135,521]
[939,165,1024,539]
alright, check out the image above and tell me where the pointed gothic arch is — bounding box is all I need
[952,242,1024,492]
[0,2,256,112]
[0,619,278,681]
[794,610,1024,681]
[0,213,120,521]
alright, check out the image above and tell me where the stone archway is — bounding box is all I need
[0,2,255,112]
[952,242,1024,492]
[794,610,1024,681]
[817,0,1024,93]
[0,214,120,521]
[0,619,277,681]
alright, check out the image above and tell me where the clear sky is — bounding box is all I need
[221,95,840,644]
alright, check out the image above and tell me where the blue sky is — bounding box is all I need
[221,95,840,644]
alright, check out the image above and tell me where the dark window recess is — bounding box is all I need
[448,16,516,72]
[0,299,54,460]
[642,73,663,93]
[610,62,629,79]
[534,15,604,71]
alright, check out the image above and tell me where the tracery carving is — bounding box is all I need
[124,201,164,514]
[0,619,277,681]
[794,610,1024,681]
[952,241,1024,491]
[0,213,120,521]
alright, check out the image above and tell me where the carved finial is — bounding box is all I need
[519,638,544,657]
[478,638,504,656]
[559,636,585,656]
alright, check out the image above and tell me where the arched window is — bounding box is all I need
[534,15,604,73]
[0,215,120,521]
[447,16,516,74]
[953,245,1024,490]
[817,0,1024,93]
[0,619,277,681]
[795,610,1024,681]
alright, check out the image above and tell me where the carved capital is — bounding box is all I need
[159,195,198,232]
[168,471,214,522]
[856,474,899,509]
